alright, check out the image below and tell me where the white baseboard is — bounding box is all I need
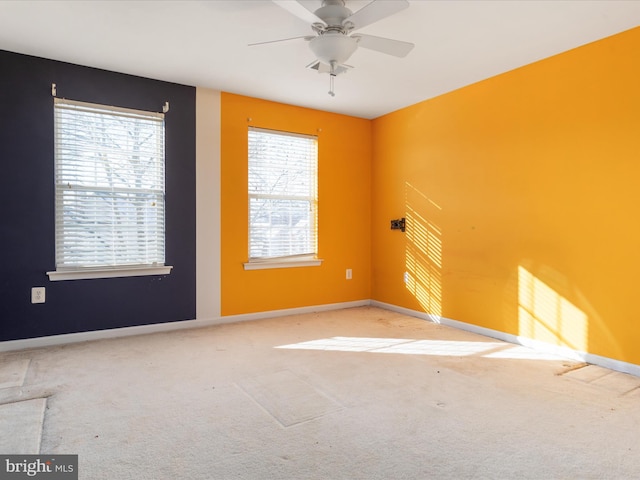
[372,300,640,378]
[0,317,209,353]
[214,300,371,325]
[0,300,371,353]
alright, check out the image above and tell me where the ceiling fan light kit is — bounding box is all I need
[254,0,414,96]
[309,32,358,66]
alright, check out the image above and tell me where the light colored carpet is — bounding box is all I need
[1,306,640,479]
[237,369,344,427]
[0,398,47,453]
[0,358,30,389]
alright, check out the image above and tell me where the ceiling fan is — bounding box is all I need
[250,0,414,96]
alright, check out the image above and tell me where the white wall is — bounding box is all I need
[196,88,221,320]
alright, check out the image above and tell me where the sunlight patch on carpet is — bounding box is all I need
[276,337,574,361]
[278,337,505,356]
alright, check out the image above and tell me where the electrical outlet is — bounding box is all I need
[346,268,352,280]
[31,287,46,304]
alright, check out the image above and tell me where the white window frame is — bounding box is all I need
[47,98,172,281]
[244,127,322,270]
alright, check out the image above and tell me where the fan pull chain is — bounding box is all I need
[328,73,336,97]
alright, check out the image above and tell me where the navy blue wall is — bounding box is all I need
[0,50,196,341]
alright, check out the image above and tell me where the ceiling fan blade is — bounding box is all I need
[249,35,314,47]
[353,34,414,57]
[344,0,409,31]
[272,1,326,26]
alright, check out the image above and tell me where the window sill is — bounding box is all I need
[243,258,324,271]
[46,265,173,281]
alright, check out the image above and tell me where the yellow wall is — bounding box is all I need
[221,93,372,315]
[371,27,640,364]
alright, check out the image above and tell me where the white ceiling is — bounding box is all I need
[1,0,639,119]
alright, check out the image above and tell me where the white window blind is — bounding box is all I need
[248,127,318,261]
[53,98,166,270]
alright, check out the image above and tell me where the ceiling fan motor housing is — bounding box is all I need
[315,0,352,28]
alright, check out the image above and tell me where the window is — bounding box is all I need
[47,98,172,281]
[245,127,321,270]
